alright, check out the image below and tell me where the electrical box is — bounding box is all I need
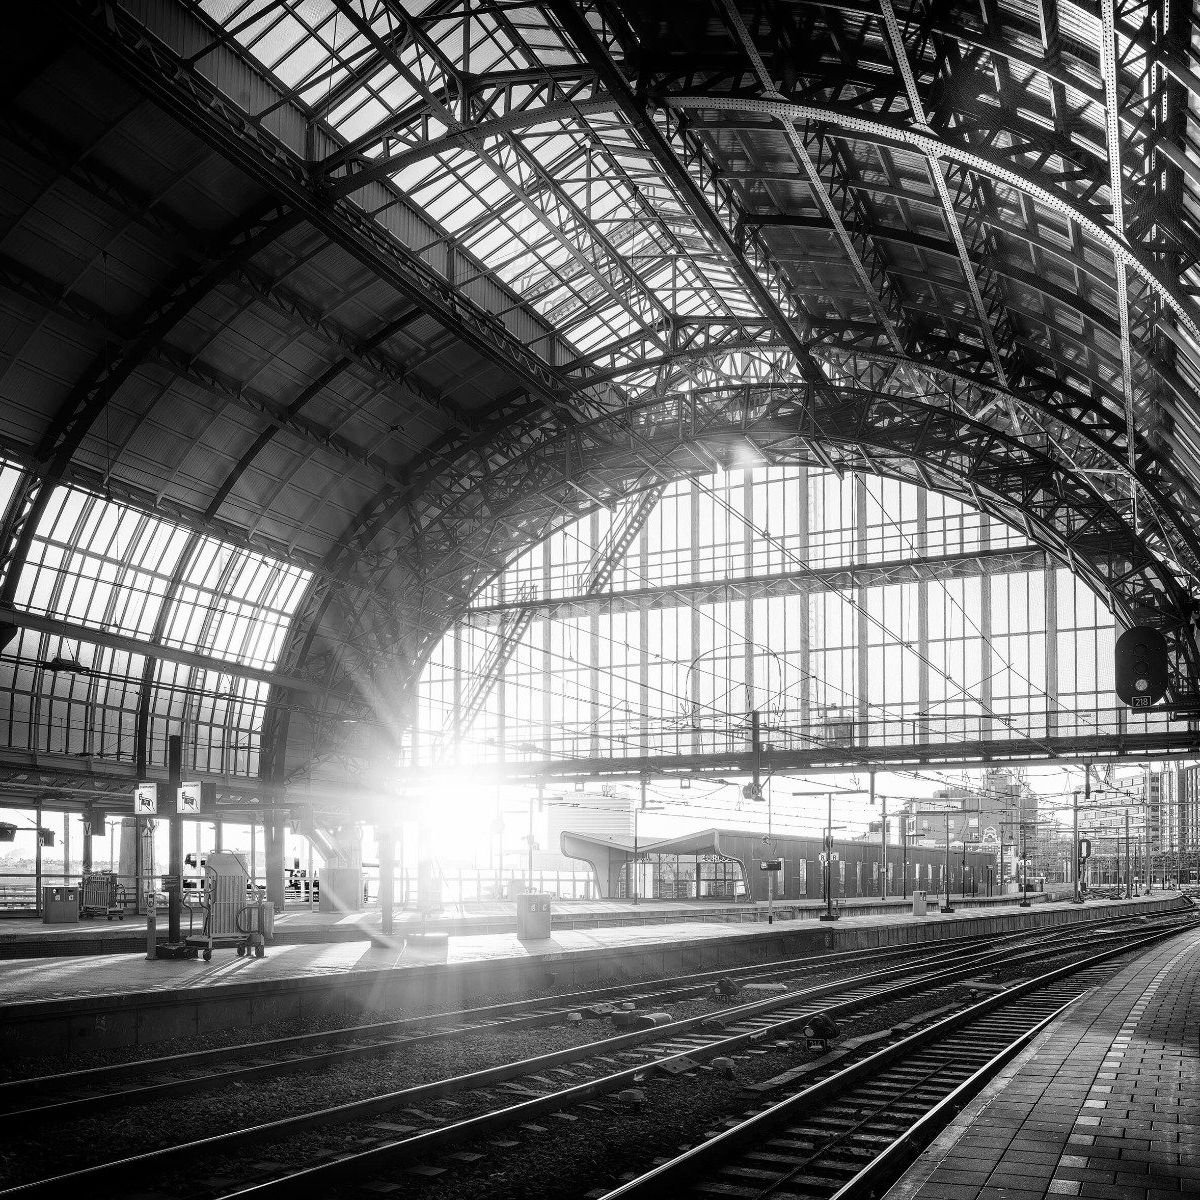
[516,892,552,940]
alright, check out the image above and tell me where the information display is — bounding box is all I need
[134,782,157,815]
[178,781,202,815]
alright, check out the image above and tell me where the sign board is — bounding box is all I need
[905,817,916,837]
[1130,695,1152,710]
[134,782,157,815]
[178,781,202,815]
[159,874,180,893]
[1078,838,1092,860]
[759,858,783,872]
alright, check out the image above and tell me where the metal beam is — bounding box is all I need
[423,724,1200,782]
[663,94,1200,346]
[441,482,669,749]
[67,0,576,415]
[0,602,342,696]
[465,546,1050,621]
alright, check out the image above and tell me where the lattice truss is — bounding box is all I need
[3,0,1200,795]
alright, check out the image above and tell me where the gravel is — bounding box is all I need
[0,936,1125,1197]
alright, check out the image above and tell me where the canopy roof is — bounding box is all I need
[1,1,1199,812]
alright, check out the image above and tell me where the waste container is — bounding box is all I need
[911,889,928,917]
[43,886,80,923]
[516,892,553,940]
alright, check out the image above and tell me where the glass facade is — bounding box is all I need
[419,466,1130,765]
[0,461,311,777]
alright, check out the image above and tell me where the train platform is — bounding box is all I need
[0,892,1186,1059]
[0,896,763,958]
[0,889,1056,958]
[885,922,1200,1200]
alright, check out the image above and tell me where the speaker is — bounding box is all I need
[1114,626,1169,707]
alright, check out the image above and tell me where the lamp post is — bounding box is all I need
[817,790,868,921]
[941,812,954,913]
[631,779,663,905]
[1019,821,1031,907]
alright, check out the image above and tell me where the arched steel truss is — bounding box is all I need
[5,0,1199,796]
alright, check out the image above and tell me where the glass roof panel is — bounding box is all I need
[162,538,311,670]
[14,487,190,641]
[196,0,777,381]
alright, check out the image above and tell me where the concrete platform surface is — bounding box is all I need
[0,891,1062,958]
[885,923,1200,1200]
[0,893,1180,1006]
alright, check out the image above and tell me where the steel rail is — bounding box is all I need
[598,923,1193,1198]
[0,929,1091,1199]
[0,930,1014,1125]
[3,909,1164,1125]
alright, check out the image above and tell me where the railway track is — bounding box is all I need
[0,920,1091,1124]
[600,930,1196,1198]
[1,910,1189,1200]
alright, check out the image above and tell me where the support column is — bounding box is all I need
[690,478,703,754]
[264,814,286,912]
[167,734,183,943]
[34,801,43,915]
[378,826,395,936]
[1044,563,1059,737]
[417,820,440,914]
[589,511,601,758]
[639,515,650,753]
[82,809,94,874]
[796,468,812,731]
[854,477,869,735]
[916,490,929,742]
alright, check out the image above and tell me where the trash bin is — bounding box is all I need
[911,889,927,917]
[43,886,80,923]
[516,892,553,940]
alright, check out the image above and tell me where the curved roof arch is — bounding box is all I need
[1,0,1200,804]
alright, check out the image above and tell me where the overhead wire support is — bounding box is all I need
[1099,0,1143,532]
[876,1,1016,404]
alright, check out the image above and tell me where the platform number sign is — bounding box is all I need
[178,781,202,815]
[134,782,157,815]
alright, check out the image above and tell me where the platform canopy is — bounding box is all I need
[1,2,1200,814]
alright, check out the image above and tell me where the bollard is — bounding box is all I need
[145,892,157,961]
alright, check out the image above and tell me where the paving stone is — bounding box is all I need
[879,926,1200,1200]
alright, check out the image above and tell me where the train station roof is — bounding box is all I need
[2,2,1199,813]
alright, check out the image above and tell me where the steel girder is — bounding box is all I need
[412,723,1200,783]
[370,379,1199,695]
[52,0,1200,792]
[437,479,670,755]
[465,545,1051,621]
[0,202,301,611]
[67,0,580,417]
[0,102,461,432]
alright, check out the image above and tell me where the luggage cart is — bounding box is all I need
[79,870,126,920]
[184,851,271,961]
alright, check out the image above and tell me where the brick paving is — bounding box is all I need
[885,926,1200,1200]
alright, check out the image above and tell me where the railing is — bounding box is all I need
[0,871,89,912]
[364,869,595,905]
[410,704,1188,769]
